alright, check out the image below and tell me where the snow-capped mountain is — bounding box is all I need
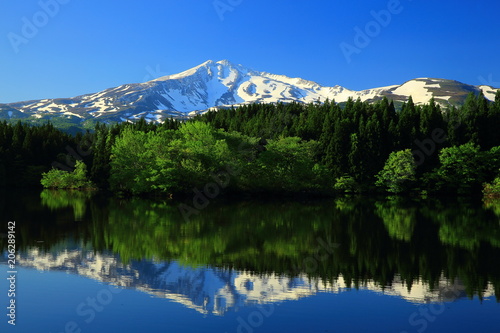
[6,247,493,316]
[3,60,499,123]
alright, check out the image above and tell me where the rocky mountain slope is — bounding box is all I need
[3,60,498,123]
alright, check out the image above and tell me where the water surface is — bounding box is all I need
[1,190,499,332]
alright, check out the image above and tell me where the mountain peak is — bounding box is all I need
[5,60,500,123]
[196,59,241,68]
[216,59,232,66]
[215,60,246,70]
[152,60,220,82]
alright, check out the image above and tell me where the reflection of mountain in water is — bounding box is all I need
[12,248,495,315]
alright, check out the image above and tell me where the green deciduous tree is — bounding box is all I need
[333,175,359,193]
[433,142,487,194]
[375,149,417,194]
[244,136,322,192]
[41,160,94,189]
[109,122,233,195]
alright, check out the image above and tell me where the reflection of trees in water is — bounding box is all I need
[375,200,416,242]
[420,198,500,249]
[484,198,500,220]
[40,189,95,220]
[1,190,500,301]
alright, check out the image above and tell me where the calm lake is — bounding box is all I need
[1,190,500,333]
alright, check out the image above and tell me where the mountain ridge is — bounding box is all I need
[2,60,499,124]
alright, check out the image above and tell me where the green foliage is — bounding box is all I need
[175,121,233,187]
[333,175,359,193]
[375,149,417,193]
[109,122,325,195]
[0,120,75,187]
[246,136,322,192]
[3,93,500,197]
[41,160,95,189]
[109,128,157,194]
[110,122,237,195]
[484,175,500,198]
[433,142,486,194]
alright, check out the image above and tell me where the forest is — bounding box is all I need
[1,90,500,197]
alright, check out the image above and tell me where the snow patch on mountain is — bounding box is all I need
[479,85,499,101]
[391,79,436,104]
[4,61,499,123]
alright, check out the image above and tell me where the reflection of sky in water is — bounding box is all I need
[2,192,500,332]
[3,247,496,317]
[1,262,499,333]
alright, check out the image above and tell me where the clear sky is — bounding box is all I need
[0,0,499,103]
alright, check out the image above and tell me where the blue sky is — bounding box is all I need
[0,0,499,103]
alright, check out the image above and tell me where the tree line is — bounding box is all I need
[0,121,74,187]
[1,91,500,196]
